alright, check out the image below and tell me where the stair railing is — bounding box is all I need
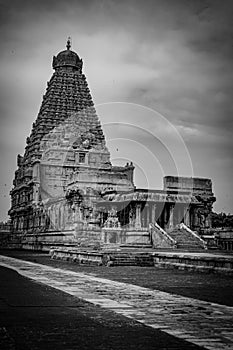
[149,222,177,248]
[178,223,207,249]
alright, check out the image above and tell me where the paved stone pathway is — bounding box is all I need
[0,255,233,350]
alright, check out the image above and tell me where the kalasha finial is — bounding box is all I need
[66,37,71,50]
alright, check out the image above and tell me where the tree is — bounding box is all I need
[212,212,233,228]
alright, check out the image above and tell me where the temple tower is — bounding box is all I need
[8,39,134,238]
[8,40,215,252]
[23,38,106,164]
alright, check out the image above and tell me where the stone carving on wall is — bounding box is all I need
[103,207,121,229]
[129,207,135,227]
[66,187,83,206]
[197,204,212,228]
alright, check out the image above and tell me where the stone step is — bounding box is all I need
[169,233,197,239]
[173,239,202,244]
[168,229,203,249]
[176,245,205,250]
[120,244,152,249]
[175,240,202,245]
[109,261,154,267]
[111,263,154,267]
[181,244,202,248]
[106,253,154,267]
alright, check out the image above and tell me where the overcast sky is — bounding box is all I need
[0,0,233,220]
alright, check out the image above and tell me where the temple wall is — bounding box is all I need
[101,228,149,245]
[163,176,213,195]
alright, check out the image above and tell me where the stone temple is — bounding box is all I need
[8,40,216,251]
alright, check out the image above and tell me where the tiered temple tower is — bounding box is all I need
[8,39,134,247]
[8,40,216,251]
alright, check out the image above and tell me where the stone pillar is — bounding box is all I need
[168,204,175,229]
[51,207,55,229]
[178,204,184,225]
[208,213,212,228]
[146,204,150,227]
[28,215,32,229]
[135,204,141,229]
[38,213,41,228]
[191,206,199,229]
[74,204,81,223]
[33,184,40,204]
[121,206,125,226]
[46,208,51,229]
[99,211,104,227]
[23,216,26,230]
[204,212,211,228]
[18,217,21,230]
[184,207,190,226]
[129,204,134,228]
[42,211,46,230]
[141,206,145,227]
[15,217,18,231]
[59,205,63,230]
[151,203,156,224]
[64,204,69,229]
[17,217,20,231]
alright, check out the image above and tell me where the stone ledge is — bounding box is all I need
[152,252,233,275]
[50,248,103,266]
[154,261,233,275]
[50,247,233,274]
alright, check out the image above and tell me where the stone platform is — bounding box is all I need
[153,251,233,275]
[50,247,233,275]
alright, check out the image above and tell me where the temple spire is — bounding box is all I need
[66,37,71,50]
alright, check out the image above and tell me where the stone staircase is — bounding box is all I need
[149,223,177,249]
[103,252,154,267]
[101,239,154,266]
[119,242,152,249]
[167,224,206,250]
[50,224,207,267]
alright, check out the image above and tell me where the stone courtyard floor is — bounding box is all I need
[0,250,233,350]
[1,249,233,306]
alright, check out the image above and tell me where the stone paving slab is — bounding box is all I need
[0,255,233,350]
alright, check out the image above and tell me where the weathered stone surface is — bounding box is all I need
[8,41,217,251]
[1,255,233,349]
